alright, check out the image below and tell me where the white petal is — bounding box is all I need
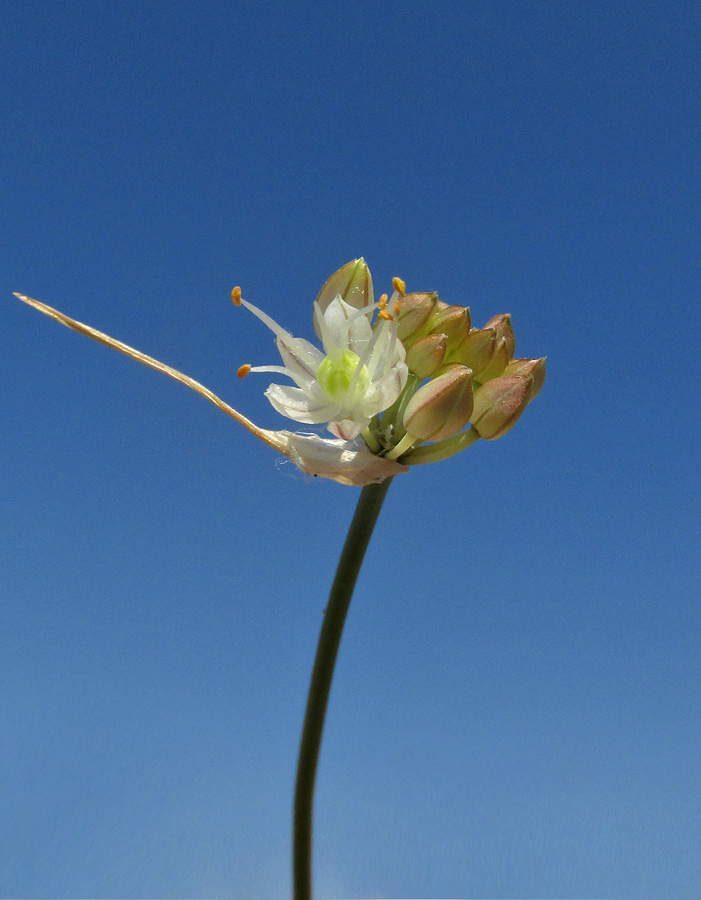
[359,363,408,417]
[322,296,372,353]
[277,335,324,391]
[314,299,340,354]
[265,383,336,424]
[366,322,394,378]
[345,311,374,355]
[327,418,368,441]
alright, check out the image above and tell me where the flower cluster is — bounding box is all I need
[12,259,544,486]
[235,259,545,470]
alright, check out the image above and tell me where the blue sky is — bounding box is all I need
[1,1,699,898]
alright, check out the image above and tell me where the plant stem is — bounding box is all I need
[292,477,394,900]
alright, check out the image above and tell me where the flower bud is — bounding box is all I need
[476,335,510,382]
[483,313,515,360]
[396,292,438,342]
[403,364,474,441]
[503,357,546,402]
[405,333,447,379]
[470,374,532,440]
[451,327,496,375]
[314,259,373,338]
[427,304,471,351]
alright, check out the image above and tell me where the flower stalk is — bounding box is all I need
[293,477,393,900]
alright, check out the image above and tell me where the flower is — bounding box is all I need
[11,260,545,485]
[233,275,408,441]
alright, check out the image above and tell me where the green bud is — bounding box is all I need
[470,374,532,440]
[405,333,448,379]
[403,364,474,441]
[483,313,515,360]
[427,304,471,351]
[396,292,438,342]
[314,259,373,338]
[503,357,546,402]
[451,327,496,375]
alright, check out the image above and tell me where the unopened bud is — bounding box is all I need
[451,327,496,376]
[314,259,373,338]
[405,333,447,378]
[427,304,471,351]
[483,313,515,360]
[476,335,510,382]
[470,375,532,440]
[396,292,438,342]
[503,357,546,402]
[403,364,474,441]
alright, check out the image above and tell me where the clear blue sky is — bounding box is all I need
[1,1,699,898]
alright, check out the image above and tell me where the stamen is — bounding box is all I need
[354,313,392,388]
[394,299,401,316]
[239,296,290,341]
[392,277,406,296]
[378,293,388,311]
[231,286,242,306]
[385,316,399,370]
[237,364,251,378]
[378,309,393,320]
[246,364,290,376]
[366,317,394,378]
[347,314,386,397]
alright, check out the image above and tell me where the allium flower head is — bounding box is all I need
[11,259,545,486]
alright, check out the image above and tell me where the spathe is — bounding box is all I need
[12,293,407,487]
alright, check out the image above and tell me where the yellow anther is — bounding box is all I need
[392,277,406,296]
[231,286,242,306]
[378,293,388,310]
[378,309,393,320]
[237,364,252,379]
[394,299,401,316]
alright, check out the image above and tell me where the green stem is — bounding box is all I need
[292,477,394,900]
[401,425,481,464]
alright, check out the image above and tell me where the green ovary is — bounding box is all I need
[317,349,370,402]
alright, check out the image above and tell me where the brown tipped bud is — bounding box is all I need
[405,333,447,379]
[483,313,515,360]
[427,304,471,351]
[451,327,496,375]
[470,375,532,440]
[396,291,438,342]
[403,364,474,441]
[314,259,373,338]
[503,357,546,402]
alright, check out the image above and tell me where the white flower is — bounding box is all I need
[236,291,408,441]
